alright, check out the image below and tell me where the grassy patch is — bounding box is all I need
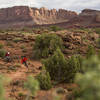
[6,41,14,47]
[0,44,4,49]
[20,45,25,49]
[0,49,6,58]
[13,38,22,43]
[14,63,21,68]
[94,28,100,34]
[50,26,62,32]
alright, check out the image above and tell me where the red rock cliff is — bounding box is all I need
[0,6,77,28]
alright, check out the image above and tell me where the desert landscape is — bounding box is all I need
[0,2,100,100]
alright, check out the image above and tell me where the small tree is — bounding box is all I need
[74,55,84,73]
[37,67,52,90]
[86,45,95,59]
[24,76,39,100]
[42,48,79,83]
[74,56,100,100]
[83,55,100,72]
[50,26,62,32]
[65,56,81,82]
[42,48,66,82]
[33,33,63,59]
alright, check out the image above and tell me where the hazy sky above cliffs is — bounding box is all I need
[0,0,100,12]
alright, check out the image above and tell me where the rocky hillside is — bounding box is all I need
[0,28,99,100]
[0,6,77,28]
[55,9,100,28]
[70,9,100,27]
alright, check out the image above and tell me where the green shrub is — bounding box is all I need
[0,49,6,58]
[36,67,52,90]
[86,45,95,59]
[94,28,100,34]
[22,48,27,52]
[80,28,93,34]
[75,55,84,73]
[13,38,22,43]
[24,76,39,99]
[20,45,25,49]
[14,63,21,68]
[18,92,24,97]
[98,51,100,59]
[8,66,17,71]
[0,75,5,100]
[97,38,100,48]
[33,33,63,59]
[83,55,100,72]
[66,56,81,82]
[53,96,61,100]
[50,26,62,32]
[0,44,4,49]
[56,87,67,94]
[6,41,13,47]
[74,55,100,100]
[0,75,10,100]
[42,48,79,83]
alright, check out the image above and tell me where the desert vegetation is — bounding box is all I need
[0,27,99,100]
[74,55,100,100]
[33,33,63,59]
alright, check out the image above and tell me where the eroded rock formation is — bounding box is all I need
[0,6,77,28]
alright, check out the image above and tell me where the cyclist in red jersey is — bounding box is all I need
[21,56,28,68]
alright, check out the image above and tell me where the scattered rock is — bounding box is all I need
[56,87,68,94]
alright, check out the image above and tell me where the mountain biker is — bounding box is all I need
[21,56,28,68]
[5,52,11,62]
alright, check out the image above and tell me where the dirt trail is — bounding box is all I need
[0,58,42,100]
[0,58,42,80]
[7,68,26,80]
[7,61,42,80]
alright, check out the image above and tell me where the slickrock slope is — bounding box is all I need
[0,6,77,28]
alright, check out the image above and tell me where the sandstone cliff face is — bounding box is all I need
[0,6,77,28]
[95,14,100,22]
[61,9,100,28]
[0,7,100,29]
[81,9,100,15]
[0,6,33,23]
[79,9,100,23]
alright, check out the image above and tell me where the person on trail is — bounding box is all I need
[21,56,28,68]
[5,52,11,62]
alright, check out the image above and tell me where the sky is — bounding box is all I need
[0,0,100,12]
